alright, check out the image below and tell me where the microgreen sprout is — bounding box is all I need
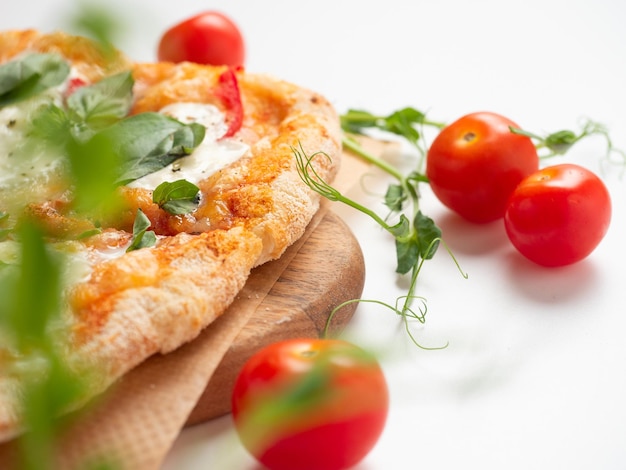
[294,134,466,349]
[510,118,626,171]
[341,107,445,169]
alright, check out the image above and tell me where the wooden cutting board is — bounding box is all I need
[186,208,365,425]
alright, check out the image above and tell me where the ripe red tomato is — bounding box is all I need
[157,11,245,67]
[231,338,389,470]
[426,111,539,223]
[504,163,611,267]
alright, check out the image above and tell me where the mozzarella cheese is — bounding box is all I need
[127,103,249,190]
[0,93,67,211]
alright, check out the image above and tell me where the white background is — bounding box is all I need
[3,1,626,469]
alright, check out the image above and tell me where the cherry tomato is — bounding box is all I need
[231,338,389,470]
[426,111,539,223]
[157,11,245,67]
[504,163,611,267]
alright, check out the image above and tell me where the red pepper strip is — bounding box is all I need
[64,77,88,99]
[213,67,244,138]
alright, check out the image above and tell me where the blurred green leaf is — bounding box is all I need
[0,53,70,107]
[67,71,134,132]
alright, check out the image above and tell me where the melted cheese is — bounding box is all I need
[0,68,87,211]
[0,94,67,210]
[127,103,249,190]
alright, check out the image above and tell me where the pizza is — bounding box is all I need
[0,30,341,442]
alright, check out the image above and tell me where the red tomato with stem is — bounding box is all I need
[426,111,539,223]
[157,11,245,67]
[231,338,389,470]
[504,163,611,267]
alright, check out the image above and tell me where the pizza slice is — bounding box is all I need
[0,29,341,442]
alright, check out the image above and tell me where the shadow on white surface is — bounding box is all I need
[435,211,510,257]
[502,251,600,304]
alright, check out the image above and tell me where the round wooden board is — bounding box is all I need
[186,209,365,425]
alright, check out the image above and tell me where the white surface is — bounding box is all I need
[3,1,626,469]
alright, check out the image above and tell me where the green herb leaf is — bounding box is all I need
[0,53,70,107]
[66,133,122,213]
[341,107,445,153]
[414,211,441,260]
[152,179,200,215]
[66,71,134,132]
[541,129,579,155]
[76,228,103,240]
[339,109,381,134]
[126,209,157,252]
[510,119,626,165]
[0,222,61,350]
[28,103,73,149]
[383,107,426,147]
[96,113,206,185]
[387,214,411,239]
[384,184,407,212]
[395,238,420,275]
[65,0,126,61]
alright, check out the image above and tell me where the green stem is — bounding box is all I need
[342,136,405,181]
[343,134,422,221]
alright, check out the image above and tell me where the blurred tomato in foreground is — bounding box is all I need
[231,338,389,470]
[157,11,245,67]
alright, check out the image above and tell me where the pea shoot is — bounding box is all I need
[510,118,626,172]
[295,107,465,349]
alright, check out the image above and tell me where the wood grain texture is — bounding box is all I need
[186,209,365,425]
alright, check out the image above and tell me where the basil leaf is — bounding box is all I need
[126,209,157,252]
[94,113,205,185]
[76,228,103,240]
[67,70,134,131]
[153,179,200,215]
[414,211,441,260]
[28,103,73,148]
[0,53,70,107]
